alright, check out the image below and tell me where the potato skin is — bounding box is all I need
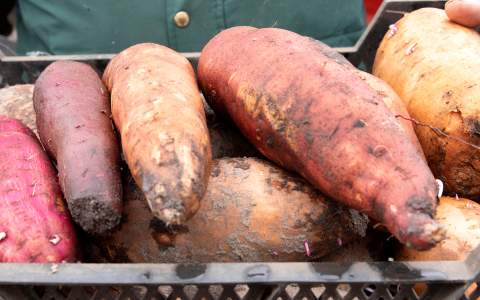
[92,158,368,263]
[355,71,425,159]
[34,61,123,235]
[0,85,36,135]
[397,196,480,261]
[103,43,211,224]
[0,116,77,262]
[198,27,441,250]
[373,8,480,199]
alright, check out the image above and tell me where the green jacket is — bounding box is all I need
[16,0,365,55]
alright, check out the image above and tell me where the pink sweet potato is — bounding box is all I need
[0,116,77,262]
[34,61,122,235]
[199,27,442,250]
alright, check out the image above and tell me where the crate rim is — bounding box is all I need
[0,247,477,285]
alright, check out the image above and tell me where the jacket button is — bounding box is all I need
[174,11,190,28]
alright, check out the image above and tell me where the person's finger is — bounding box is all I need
[445,0,480,27]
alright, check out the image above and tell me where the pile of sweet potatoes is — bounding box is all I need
[1,5,479,264]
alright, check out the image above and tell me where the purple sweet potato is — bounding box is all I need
[0,116,77,262]
[33,61,122,235]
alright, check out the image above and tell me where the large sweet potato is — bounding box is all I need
[398,196,480,261]
[373,8,480,199]
[90,158,368,263]
[0,116,77,262]
[34,61,122,235]
[198,27,441,250]
[103,43,211,224]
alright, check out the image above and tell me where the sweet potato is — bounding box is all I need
[103,43,211,224]
[198,27,441,250]
[397,196,480,261]
[0,116,77,262]
[91,157,368,263]
[373,8,480,199]
[0,85,36,134]
[34,61,122,235]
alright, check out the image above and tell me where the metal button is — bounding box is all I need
[174,11,190,28]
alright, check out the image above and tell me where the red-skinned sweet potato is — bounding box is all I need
[0,116,77,262]
[34,61,122,235]
[103,43,211,224]
[89,157,368,263]
[198,27,442,250]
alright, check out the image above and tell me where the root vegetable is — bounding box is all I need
[34,61,122,235]
[198,27,441,250]
[91,158,368,263]
[103,43,211,224]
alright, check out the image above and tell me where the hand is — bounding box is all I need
[445,0,480,27]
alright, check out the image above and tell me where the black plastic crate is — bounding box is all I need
[0,1,478,299]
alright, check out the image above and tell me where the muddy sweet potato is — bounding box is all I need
[198,27,441,250]
[373,8,480,199]
[90,157,368,263]
[34,61,122,235]
[103,43,211,224]
[397,196,480,261]
[0,116,77,262]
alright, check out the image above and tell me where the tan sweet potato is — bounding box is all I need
[0,116,77,262]
[198,27,441,250]
[34,61,123,235]
[103,43,211,224]
[0,84,35,134]
[91,157,368,263]
[397,196,480,261]
[373,8,480,199]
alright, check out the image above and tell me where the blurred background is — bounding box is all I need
[0,0,383,56]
